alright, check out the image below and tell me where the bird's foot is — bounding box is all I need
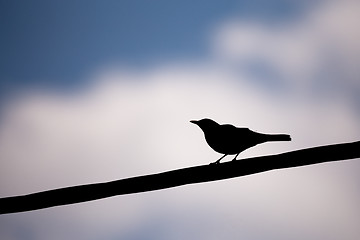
[231,153,240,162]
[209,160,221,165]
[210,154,227,165]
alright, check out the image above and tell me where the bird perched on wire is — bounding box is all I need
[191,118,291,164]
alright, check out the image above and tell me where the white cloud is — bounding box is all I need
[1,1,360,239]
[212,0,360,100]
[1,64,359,240]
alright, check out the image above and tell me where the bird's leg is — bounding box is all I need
[231,153,240,161]
[211,154,227,165]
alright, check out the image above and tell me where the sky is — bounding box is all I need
[0,0,360,239]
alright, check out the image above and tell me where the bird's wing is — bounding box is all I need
[235,127,251,133]
[236,127,266,144]
[236,127,260,136]
[221,124,238,132]
[219,124,240,139]
[221,124,237,129]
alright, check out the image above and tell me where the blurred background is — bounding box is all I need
[1,0,360,239]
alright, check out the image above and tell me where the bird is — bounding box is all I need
[191,118,291,164]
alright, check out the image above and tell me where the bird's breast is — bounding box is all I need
[204,131,245,154]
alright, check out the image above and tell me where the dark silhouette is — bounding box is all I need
[191,118,291,164]
[0,141,359,215]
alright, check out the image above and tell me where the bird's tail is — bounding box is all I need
[265,134,291,142]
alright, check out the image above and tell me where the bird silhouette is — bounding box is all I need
[191,118,291,164]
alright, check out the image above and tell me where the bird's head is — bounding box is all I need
[190,118,219,131]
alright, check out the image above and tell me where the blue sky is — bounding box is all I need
[0,0,315,92]
[1,0,360,240]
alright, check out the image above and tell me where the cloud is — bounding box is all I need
[1,63,360,240]
[1,1,360,240]
[212,0,360,102]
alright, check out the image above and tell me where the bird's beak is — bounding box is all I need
[190,120,198,124]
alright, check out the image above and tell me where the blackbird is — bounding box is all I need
[191,118,291,164]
